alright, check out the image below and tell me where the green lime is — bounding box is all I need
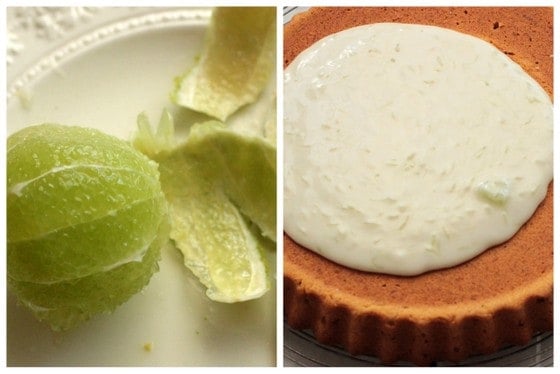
[7,124,169,330]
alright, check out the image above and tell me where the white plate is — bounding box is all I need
[7,7,276,367]
[282,6,552,367]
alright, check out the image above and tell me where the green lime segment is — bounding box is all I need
[8,124,161,243]
[8,223,166,331]
[156,121,276,302]
[171,7,276,121]
[9,196,163,283]
[7,124,169,330]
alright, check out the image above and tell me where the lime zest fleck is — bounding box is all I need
[476,180,510,205]
[143,342,154,352]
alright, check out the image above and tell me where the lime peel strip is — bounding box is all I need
[171,7,276,121]
[134,113,275,303]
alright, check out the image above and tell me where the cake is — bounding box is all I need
[283,7,553,365]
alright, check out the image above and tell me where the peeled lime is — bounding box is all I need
[171,7,276,121]
[7,124,169,331]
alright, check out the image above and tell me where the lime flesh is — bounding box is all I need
[7,124,169,330]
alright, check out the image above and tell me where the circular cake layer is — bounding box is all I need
[284,7,553,365]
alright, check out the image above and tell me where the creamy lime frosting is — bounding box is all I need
[284,23,552,276]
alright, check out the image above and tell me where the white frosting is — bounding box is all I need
[284,23,552,276]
